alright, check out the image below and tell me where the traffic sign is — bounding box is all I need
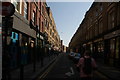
[1,2,15,16]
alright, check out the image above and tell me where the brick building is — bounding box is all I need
[2,0,61,70]
[69,2,120,67]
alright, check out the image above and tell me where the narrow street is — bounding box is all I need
[37,53,110,80]
[1,1,120,80]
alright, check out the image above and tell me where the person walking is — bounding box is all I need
[76,50,97,80]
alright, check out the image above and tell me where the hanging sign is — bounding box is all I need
[1,2,15,16]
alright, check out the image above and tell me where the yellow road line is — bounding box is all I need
[94,71,109,80]
[38,62,55,79]
[38,56,59,80]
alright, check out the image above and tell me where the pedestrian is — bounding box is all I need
[76,50,97,80]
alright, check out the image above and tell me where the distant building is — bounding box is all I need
[63,45,67,53]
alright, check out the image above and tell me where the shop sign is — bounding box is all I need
[11,32,18,43]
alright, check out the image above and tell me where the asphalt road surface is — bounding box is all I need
[37,53,110,80]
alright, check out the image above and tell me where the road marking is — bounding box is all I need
[38,61,55,79]
[38,56,60,80]
[65,67,74,76]
[94,71,109,80]
[70,67,74,75]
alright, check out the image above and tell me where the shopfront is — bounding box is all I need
[115,37,120,67]
[10,31,19,69]
[36,32,44,62]
[21,34,29,65]
[104,30,120,67]
[92,38,104,59]
[109,38,115,66]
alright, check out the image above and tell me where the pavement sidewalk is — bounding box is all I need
[10,55,57,80]
[97,61,120,80]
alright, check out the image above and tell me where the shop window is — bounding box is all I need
[110,39,115,58]
[116,38,119,59]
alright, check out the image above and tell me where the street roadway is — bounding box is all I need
[37,53,110,80]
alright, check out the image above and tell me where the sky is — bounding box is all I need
[47,2,93,47]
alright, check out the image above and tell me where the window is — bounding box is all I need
[45,19,47,27]
[95,23,98,36]
[39,18,40,30]
[108,11,115,30]
[93,25,95,37]
[90,27,93,39]
[32,11,36,24]
[42,6,44,14]
[95,10,98,16]
[42,22,44,32]
[52,32,54,37]
[100,3,103,11]
[12,0,20,12]
[24,1,28,19]
[99,19,103,34]
[111,12,115,28]
[89,17,92,25]
[50,29,52,35]
[46,21,48,27]
[47,22,49,29]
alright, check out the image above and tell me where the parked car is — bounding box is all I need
[73,53,81,64]
[68,52,76,59]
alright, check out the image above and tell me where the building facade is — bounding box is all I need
[69,2,120,67]
[2,0,61,71]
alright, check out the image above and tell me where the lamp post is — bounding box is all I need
[1,2,15,80]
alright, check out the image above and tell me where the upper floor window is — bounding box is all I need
[47,22,49,29]
[99,19,103,34]
[108,11,115,29]
[42,6,44,15]
[42,22,44,32]
[39,18,40,30]
[111,12,115,28]
[32,11,36,24]
[24,1,28,19]
[95,22,98,36]
[45,19,47,27]
[89,18,92,25]
[12,0,20,12]
[95,10,98,16]
[50,29,52,35]
[89,27,92,39]
[100,3,103,11]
